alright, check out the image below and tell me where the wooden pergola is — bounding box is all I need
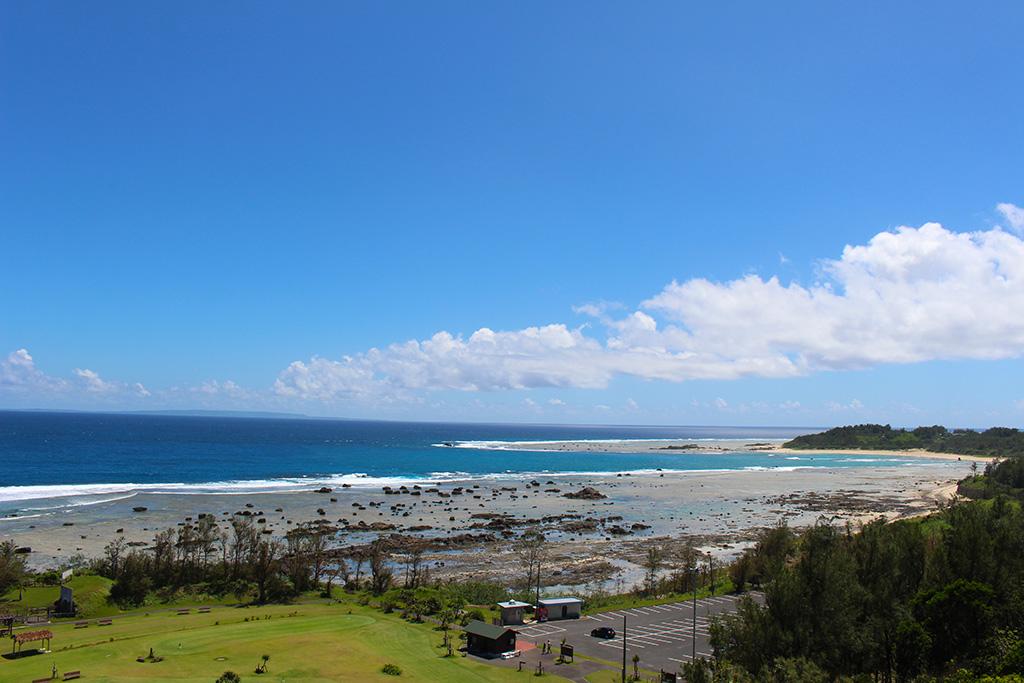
[12,629,53,654]
[0,614,15,637]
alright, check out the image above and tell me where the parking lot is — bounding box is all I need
[516,594,753,674]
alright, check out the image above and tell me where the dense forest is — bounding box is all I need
[696,456,1024,683]
[784,425,1024,458]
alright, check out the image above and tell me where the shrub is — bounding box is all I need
[216,672,241,683]
[381,663,402,676]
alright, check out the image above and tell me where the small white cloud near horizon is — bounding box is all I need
[1,349,68,392]
[74,368,117,393]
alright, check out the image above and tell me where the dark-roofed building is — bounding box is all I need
[464,619,517,657]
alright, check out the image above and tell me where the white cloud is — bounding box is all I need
[713,397,729,410]
[191,379,248,399]
[275,221,1024,402]
[625,397,639,411]
[0,349,68,391]
[74,368,117,393]
[997,202,1024,234]
[827,399,865,412]
[548,398,566,406]
[0,349,150,401]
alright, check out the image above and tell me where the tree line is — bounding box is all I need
[706,495,1024,682]
[785,424,1024,458]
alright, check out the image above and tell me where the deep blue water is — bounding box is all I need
[0,411,933,503]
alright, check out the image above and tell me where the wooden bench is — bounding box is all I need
[74,621,89,629]
[97,618,112,626]
[32,677,52,683]
[176,609,190,615]
[63,671,81,681]
[198,607,211,614]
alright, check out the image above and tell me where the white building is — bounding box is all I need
[538,597,583,621]
[497,600,532,625]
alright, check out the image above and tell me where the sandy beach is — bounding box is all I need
[452,438,994,462]
[1,455,972,590]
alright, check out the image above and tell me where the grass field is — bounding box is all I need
[1,575,116,617]
[1,600,570,682]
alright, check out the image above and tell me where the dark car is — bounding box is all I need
[591,626,617,639]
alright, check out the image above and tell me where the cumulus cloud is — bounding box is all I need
[191,379,248,399]
[0,349,149,401]
[276,220,1024,401]
[1,349,68,392]
[74,368,117,393]
[997,202,1024,234]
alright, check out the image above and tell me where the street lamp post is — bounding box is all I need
[708,551,714,596]
[622,614,628,683]
[689,564,698,662]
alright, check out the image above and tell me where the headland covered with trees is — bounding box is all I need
[784,424,1024,459]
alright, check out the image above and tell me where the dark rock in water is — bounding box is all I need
[132,506,148,512]
[115,528,124,534]
[317,508,326,515]
[563,487,607,500]
[341,483,352,488]
[316,487,333,494]
[631,523,652,531]
[62,522,74,526]
[14,546,31,554]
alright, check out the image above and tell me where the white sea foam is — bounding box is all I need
[4,450,939,507]
[436,437,787,451]
[0,473,426,504]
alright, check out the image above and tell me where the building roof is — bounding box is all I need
[464,620,514,640]
[497,600,532,609]
[538,597,583,606]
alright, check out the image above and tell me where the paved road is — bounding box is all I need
[516,594,753,674]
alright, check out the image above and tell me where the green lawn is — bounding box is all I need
[1,601,564,682]
[1,574,116,616]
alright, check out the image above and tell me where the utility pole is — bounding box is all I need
[708,551,715,596]
[535,556,541,607]
[691,564,697,662]
[622,614,627,683]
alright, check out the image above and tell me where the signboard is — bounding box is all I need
[560,644,574,662]
[660,671,678,682]
[61,568,73,583]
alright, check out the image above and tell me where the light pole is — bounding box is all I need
[622,614,628,683]
[707,551,714,596]
[689,564,698,662]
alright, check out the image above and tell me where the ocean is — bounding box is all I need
[0,411,930,509]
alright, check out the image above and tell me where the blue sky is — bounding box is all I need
[2,2,1023,426]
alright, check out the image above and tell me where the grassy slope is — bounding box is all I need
[0,601,557,682]
[1,574,115,616]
